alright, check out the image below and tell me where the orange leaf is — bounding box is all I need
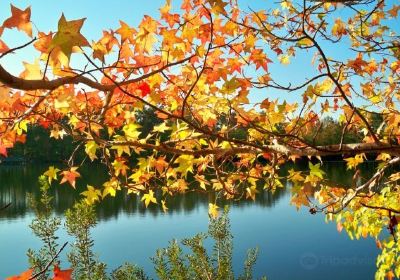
[0,144,8,157]
[336,222,343,233]
[0,39,8,53]
[2,5,32,37]
[60,167,81,188]
[53,265,72,280]
[6,269,33,280]
[34,32,53,53]
[116,20,136,43]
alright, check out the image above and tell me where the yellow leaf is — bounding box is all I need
[278,54,290,65]
[161,199,168,213]
[43,166,60,184]
[345,154,364,170]
[81,185,101,204]
[123,123,141,140]
[208,203,219,219]
[16,120,28,135]
[141,190,157,207]
[246,185,259,201]
[152,122,171,133]
[85,140,99,161]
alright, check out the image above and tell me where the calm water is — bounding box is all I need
[0,163,380,279]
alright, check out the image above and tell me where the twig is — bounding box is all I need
[0,202,11,211]
[29,241,68,280]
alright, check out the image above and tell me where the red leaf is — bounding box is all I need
[138,82,150,97]
[39,119,52,129]
[0,144,8,157]
[6,269,33,280]
[53,265,72,280]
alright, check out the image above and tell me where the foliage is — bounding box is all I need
[65,201,108,280]
[111,263,150,280]
[26,175,62,279]
[153,207,266,280]
[1,0,400,278]
[9,179,265,280]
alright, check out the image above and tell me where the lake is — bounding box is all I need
[0,162,380,279]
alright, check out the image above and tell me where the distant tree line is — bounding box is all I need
[3,108,378,163]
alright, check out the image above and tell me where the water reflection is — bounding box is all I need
[0,164,289,221]
[0,162,380,280]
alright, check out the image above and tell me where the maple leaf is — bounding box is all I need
[388,5,400,17]
[50,127,67,139]
[60,167,81,188]
[20,60,42,80]
[291,193,310,210]
[278,54,290,65]
[0,143,8,157]
[84,140,99,161]
[136,16,158,53]
[112,158,129,176]
[123,123,142,140]
[34,31,53,53]
[208,203,219,218]
[154,156,169,173]
[141,190,157,207]
[43,166,60,184]
[0,39,9,53]
[137,82,151,97]
[331,18,347,38]
[161,199,168,212]
[102,179,119,198]
[53,265,72,280]
[116,20,136,43]
[81,185,101,204]
[345,154,364,170]
[152,122,171,133]
[249,49,272,72]
[309,162,325,179]
[246,185,259,201]
[49,14,89,61]
[6,269,33,280]
[2,5,32,37]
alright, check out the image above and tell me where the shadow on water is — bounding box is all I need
[0,164,289,221]
[0,160,378,221]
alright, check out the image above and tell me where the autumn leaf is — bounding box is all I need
[331,18,347,38]
[208,203,219,218]
[112,158,129,176]
[116,20,136,43]
[85,140,99,161]
[34,31,53,53]
[309,162,325,179]
[344,154,364,170]
[81,185,101,204]
[20,60,42,80]
[0,39,9,53]
[2,5,32,37]
[246,185,259,201]
[0,142,8,157]
[6,269,33,280]
[44,166,60,184]
[137,82,151,97]
[49,14,89,61]
[53,265,72,280]
[141,190,157,207]
[102,178,119,198]
[161,199,168,212]
[60,167,81,188]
